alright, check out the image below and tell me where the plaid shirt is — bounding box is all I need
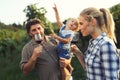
[84,33,120,80]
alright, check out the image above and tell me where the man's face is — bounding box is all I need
[29,24,44,38]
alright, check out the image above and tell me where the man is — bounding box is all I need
[20,18,71,80]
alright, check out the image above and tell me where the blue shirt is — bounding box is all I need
[84,33,120,80]
[57,25,74,59]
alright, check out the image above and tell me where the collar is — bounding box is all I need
[89,32,106,46]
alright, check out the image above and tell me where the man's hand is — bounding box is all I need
[32,45,43,61]
[59,58,71,68]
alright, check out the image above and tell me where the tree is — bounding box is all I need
[110,3,120,48]
[23,3,53,34]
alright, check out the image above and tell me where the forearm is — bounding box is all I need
[75,50,85,69]
[22,56,37,75]
[54,35,70,44]
[55,11,63,27]
[53,4,63,27]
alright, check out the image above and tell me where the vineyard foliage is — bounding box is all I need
[0,24,85,80]
[0,3,120,80]
[0,26,33,80]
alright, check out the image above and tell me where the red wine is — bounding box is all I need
[34,34,42,44]
[36,40,42,44]
[71,40,78,44]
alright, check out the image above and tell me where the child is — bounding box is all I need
[50,3,80,80]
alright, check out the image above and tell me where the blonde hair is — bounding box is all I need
[80,7,116,42]
[67,18,80,32]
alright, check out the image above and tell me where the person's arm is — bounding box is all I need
[71,45,85,69]
[49,33,71,44]
[59,58,72,68]
[53,3,63,27]
[54,34,71,44]
[22,56,36,75]
[100,43,119,79]
[22,46,42,75]
[75,49,85,69]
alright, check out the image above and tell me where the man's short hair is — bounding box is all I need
[25,18,44,33]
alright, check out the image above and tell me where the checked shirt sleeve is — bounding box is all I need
[100,42,119,80]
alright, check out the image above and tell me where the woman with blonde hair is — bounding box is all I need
[71,7,120,80]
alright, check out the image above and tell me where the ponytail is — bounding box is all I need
[100,8,117,43]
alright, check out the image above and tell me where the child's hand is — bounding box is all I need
[53,3,58,12]
[49,33,57,39]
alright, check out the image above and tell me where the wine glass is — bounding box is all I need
[34,34,43,55]
[71,32,79,57]
[71,32,79,44]
[34,34,42,44]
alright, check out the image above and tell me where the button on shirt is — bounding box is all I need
[84,33,120,80]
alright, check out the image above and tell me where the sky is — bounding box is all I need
[0,0,120,25]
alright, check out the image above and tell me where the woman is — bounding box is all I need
[71,7,120,80]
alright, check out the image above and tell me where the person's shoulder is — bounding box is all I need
[100,37,117,51]
[60,24,65,30]
[46,35,58,45]
[22,40,33,50]
[101,37,115,46]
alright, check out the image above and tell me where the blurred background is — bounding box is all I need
[0,0,120,80]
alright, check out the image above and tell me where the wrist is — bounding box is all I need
[31,55,37,62]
